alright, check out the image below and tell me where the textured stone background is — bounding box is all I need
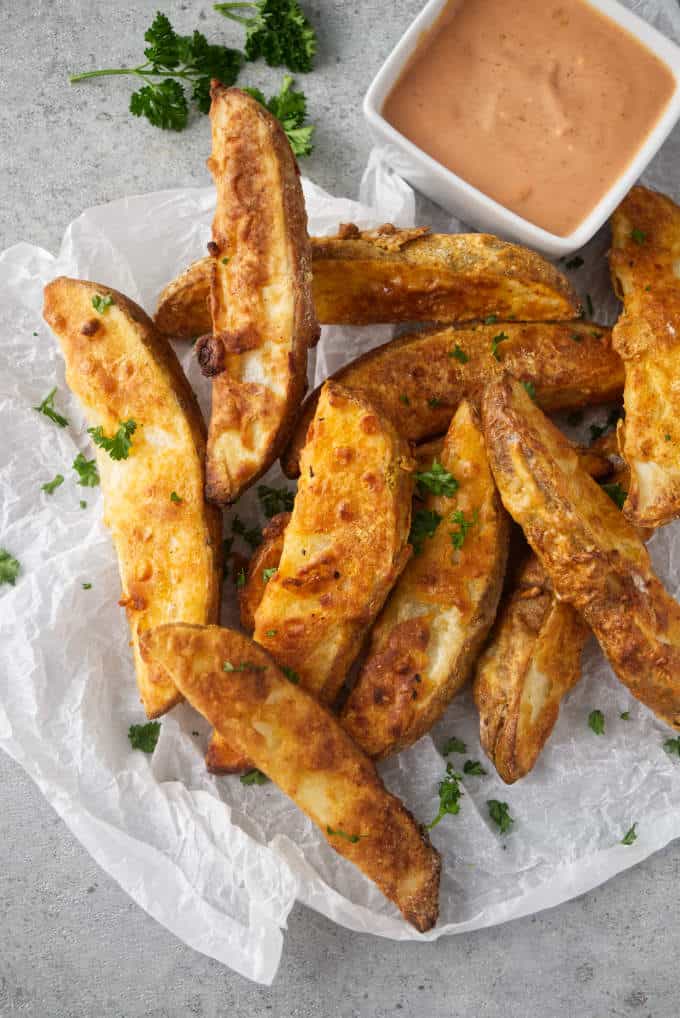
[2,2,678,1014]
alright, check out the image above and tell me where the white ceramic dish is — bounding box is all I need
[363,0,680,256]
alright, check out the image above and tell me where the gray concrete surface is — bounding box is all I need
[1,2,679,1015]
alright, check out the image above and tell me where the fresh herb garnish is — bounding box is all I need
[565,255,584,270]
[79,500,87,509]
[522,380,536,401]
[235,567,247,588]
[665,433,672,442]
[589,407,621,444]
[223,660,267,672]
[399,394,410,406]
[73,453,100,487]
[427,396,442,409]
[409,509,442,555]
[488,799,514,834]
[630,228,646,245]
[128,721,161,753]
[265,629,278,637]
[326,825,366,843]
[0,549,20,587]
[241,768,269,785]
[88,419,137,461]
[449,344,469,363]
[257,484,295,518]
[41,473,64,495]
[491,331,509,360]
[449,509,477,551]
[621,823,638,845]
[82,582,92,590]
[588,709,605,735]
[601,482,627,510]
[215,0,317,73]
[663,736,680,757]
[463,760,487,775]
[427,763,463,830]
[442,736,466,755]
[282,665,300,684]
[243,75,314,156]
[262,567,277,583]
[570,332,583,343]
[484,314,498,325]
[34,387,69,428]
[91,293,115,314]
[70,12,243,131]
[170,491,182,503]
[232,515,262,549]
[620,711,630,720]
[414,460,459,498]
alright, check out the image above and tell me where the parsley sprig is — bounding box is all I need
[0,549,20,587]
[409,509,442,555]
[69,12,243,131]
[449,509,477,551]
[34,387,69,428]
[128,721,161,753]
[414,460,459,499]
[88,419,137,461]
[427,763,463,830]
[215,0,317,73]
[243,75,315,156]
[488,799,514,834]
[257,484,295,518]
[73,453,100,487]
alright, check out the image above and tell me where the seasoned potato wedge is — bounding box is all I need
[281,322,623,477]
[238,512,291,633]
[341,401,509,758]
[43,277,222,718]
[155,227,579,338]
[482,375,680,731]
[609,185,680,527]
[204,86,318,504]
[253,381,414,706]
[473,554,588,784]
[140,624,441,931]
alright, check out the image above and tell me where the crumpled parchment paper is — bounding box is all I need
[2,0,680,983]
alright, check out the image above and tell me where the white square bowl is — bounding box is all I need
[363,0,680,256]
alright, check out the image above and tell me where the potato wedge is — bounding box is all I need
[204,85,318,504]
[482,375,680,731]
[43,277,222,718]
[609,185,680,527]
[155,227,579,338]
[473,554,588,784]
[253,381,414,706]
[140,624,441,931]
[340,400,508,758]
[238,512,291,633]
[281,322,623,477]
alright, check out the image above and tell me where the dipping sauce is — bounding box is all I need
[383,0,676,236]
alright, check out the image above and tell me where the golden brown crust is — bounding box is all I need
[609,185,680,527]
[154,228,579,337]
[482,375,680,731]
[341,401,509,758]
[281,322,623,478]
[140,624,441,931]
[43,277,222,718]
[253,381,414,706]
[473,554,588,783]
[205,86,317,505]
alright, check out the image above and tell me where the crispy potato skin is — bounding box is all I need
[140,624,440,931]
[609,186,680,527]
[205,86,318,505]
[154,227,578,338]
[482,375,680,731]
[473,554,588,783]
[43,277,222,718]
[281,322,623,478]
[341,401,509,758]
[239,512,291,633]
[253,382,414,706]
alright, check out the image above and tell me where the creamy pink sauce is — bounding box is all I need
[383,0,675,236]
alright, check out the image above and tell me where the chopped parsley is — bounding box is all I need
[409,508,442,555]
[414,460,459,498]
[88,419,137,460]
[223,660,266,673]
[232,515,262,549]
[570,332,583,343]
[589,407,622,444]
[215,0,317,73]
[620,711,630,721]
[0,549,20,587]
[235,567,246,588]
[427,763,463,830]
[72,453,99,487]
[601,482,627,510]
[399,394,410,406]
[449,509,477,551]
[588,709,605,735]
[522,380,537,402]
[326,825,366,844]
[282,665,300,684]
[41,473,64,495]
[484,314,498,325]
[82,582,92,590]
[257,484,295,518]
[665,433,672,442]
[449,344,469,363]
[621,823,638,846]
[265,629,278,637]
[91,293,115,314]
[488,799,514,834]
[443,736,466,755]
[565,255,584,270]
[128,721,160,753]
[427,396,442,409]
[241,768,269,785]
[34,387,69,428]
[262,567,277,583]
[663,736,680,757]
[491,331,509,360]
[170,491,182,503]
[630,228,646,245]
[242,75,315,157]
[79,500,87,509]
[463,760,487,776]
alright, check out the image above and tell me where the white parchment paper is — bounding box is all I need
[2,0,680,983]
